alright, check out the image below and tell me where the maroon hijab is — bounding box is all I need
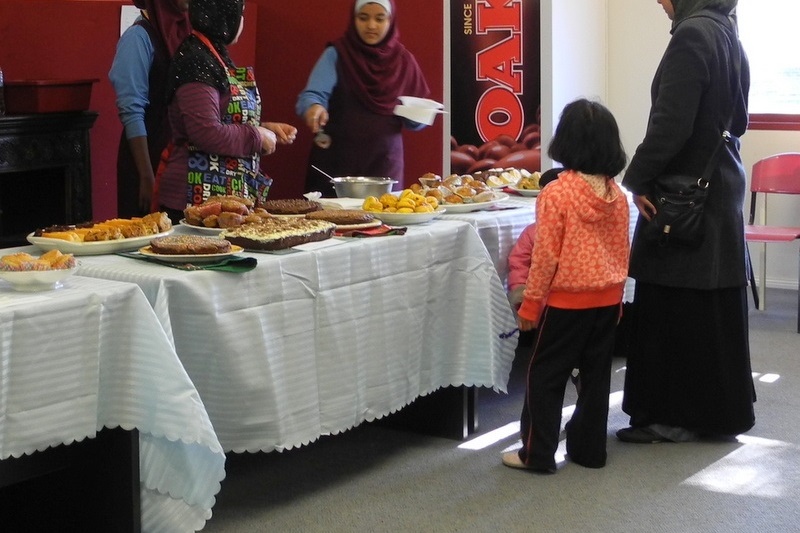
[333,0,430,115]
[134,0,191,56]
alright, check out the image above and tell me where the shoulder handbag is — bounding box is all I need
[644,131,731,247]
[643,12,742,248]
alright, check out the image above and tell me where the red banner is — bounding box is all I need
[450,0,541,175]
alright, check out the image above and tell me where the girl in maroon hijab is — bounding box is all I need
[296,0,431,195]
[109,0,191,218]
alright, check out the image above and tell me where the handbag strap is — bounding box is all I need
[697,133,731,188]
[696,11,743,188]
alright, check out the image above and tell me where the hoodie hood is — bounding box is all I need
[556,170,624,224]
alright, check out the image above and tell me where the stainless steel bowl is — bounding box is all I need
[331,176,397,198]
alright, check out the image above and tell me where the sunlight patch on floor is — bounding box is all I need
[460,422,519,451]
[459,391,624,451]
[682,435,797,497]
[753,372,781,383]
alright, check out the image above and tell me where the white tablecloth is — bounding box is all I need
[0,276,225,533]
[74,219,518,453]
[441,197,537,286]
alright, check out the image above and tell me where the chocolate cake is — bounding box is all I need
[261,199,322,215]
[149,235,232,255]
[219,219,335,251]
[305,209,375,225]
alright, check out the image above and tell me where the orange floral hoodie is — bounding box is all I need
[518,169,630,324]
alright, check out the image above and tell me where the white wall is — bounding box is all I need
[540,0,609,170]
[607,0,670,162]
[600,0,800,290]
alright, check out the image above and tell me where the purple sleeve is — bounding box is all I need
[173,82,261,157]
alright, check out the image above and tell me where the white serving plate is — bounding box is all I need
[138,245,244,264]
[507,185,541,197]
[0,266,77,291]
[368,207,445,226]
[27,229,174,256]
[441,192,510,213]
[179,219,225,235]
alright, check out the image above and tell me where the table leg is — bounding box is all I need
[376,386,479,440]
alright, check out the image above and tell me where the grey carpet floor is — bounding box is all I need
[203,289,800,533]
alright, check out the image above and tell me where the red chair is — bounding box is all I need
[744,153,800,332]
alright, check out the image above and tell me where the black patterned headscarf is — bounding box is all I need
[166,0,244,100]
[671,0,738,26]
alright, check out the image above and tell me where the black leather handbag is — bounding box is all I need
[644,131,730,247]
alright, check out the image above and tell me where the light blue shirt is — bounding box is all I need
[108,20,153,139]
[296,46,338,117]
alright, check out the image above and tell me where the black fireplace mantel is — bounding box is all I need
[0,111,98,245]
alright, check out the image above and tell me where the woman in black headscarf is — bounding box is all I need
[617,0,756,444]
[155,0,296,222]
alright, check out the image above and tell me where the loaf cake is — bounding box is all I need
[305,209,375,225]
[261,199,322,215]
[149,235,232,255]
[219,218,335,251]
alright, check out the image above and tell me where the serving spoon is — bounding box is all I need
[311,165,337,183]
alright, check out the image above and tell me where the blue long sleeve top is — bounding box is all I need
[109,20,153,140]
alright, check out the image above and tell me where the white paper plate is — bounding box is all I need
[368,207,445,226]
[0,266,77,291]
[27,229,174,256]
[441,192,510,213]
[179,219,225,235]
[138,245,244,264]
[507,185,541,197]
[393,104,446,126]
[397,96,444,109]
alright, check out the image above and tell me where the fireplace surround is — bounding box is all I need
[0,111,97,247]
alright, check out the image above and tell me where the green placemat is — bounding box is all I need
[116,252,257,272]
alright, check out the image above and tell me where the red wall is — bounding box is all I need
[0,0,443,220]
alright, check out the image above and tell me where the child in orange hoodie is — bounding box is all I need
[502,99,629,473]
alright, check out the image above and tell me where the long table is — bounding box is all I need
[323,195,537,288]
[74,219,518,453]
[0,276,225,532]
[330,192,638,290]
